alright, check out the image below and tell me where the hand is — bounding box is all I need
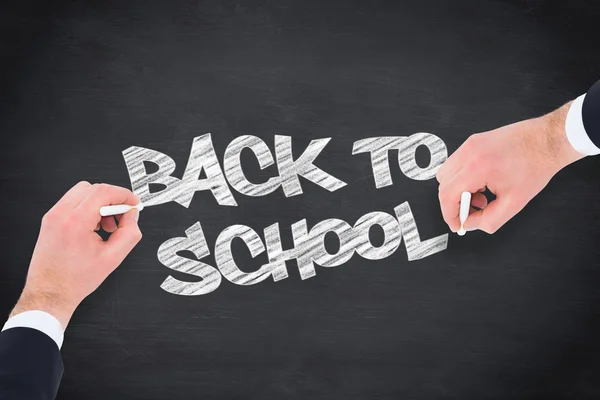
[436,102,584,234]
[10,182,142,329]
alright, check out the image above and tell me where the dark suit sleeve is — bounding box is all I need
[582,79,600,147]
[0,327,63,400]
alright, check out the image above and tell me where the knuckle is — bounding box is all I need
[438,188,450,203]
[64,212,82,226]
[440,209,453,224]
[468,154,486,174]
[463,134,481,152]
[62,214,77,228]
[41,211,57,226]
[481,220,499,234]
[462,136,475,150]
[435,166,445,183]
[443,217,454,228]
[469,149,482,162]
[468,133,482,142]
[130,228,143,242]
[438,191,446,205]
[93,183,109,192]
[467,158,482,172]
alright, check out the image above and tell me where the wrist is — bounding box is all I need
[536,101,585,173]
[10,288,78,330]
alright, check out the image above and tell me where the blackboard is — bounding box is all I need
[2,0,600,398]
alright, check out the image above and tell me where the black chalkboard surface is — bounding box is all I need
[2,0,600,398]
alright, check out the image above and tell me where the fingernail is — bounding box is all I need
[133,209,140,223]
[467,227,477,232]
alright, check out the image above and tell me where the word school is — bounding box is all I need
[157,203,448,296]
[122,133,449,295]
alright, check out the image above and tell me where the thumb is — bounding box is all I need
[464,195,517,234]
[104,209,142,267]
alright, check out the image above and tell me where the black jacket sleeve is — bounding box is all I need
[582,79,600,147]
[0,327,63,400]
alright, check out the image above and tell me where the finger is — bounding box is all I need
[48,181,92,214]
[436,136,477,184]
[436,156,463,185]
[471,192,488,209]
[99,213,124,233]
[75,184,140,230]
[438,191,461,233]
[464,195,519,234]
[438,172,486,232]
[103,209,142,269]
[101,216,118,233]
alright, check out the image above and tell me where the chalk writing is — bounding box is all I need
[124,133,449,295]
[157,203,448,295]
[123,134,347,207]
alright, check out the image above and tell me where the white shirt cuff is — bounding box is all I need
[565,93,600,156]
[2,310,64,349]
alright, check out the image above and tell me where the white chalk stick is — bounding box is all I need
[99,203,144,217]
[457,191,471,236]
